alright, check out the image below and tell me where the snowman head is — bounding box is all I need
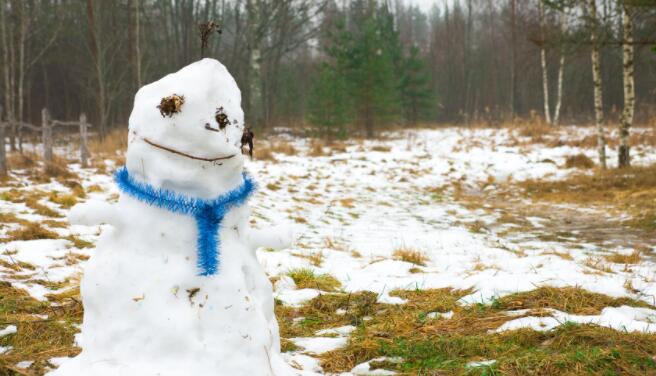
[126,59,247,199]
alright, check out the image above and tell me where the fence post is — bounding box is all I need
[0,105,6,177]
[79,113,90,167]
[42,108,53,163]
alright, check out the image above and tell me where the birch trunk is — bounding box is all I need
[0,0,16,151]
[552,10,566,126]
[509,0,517,117]
[619,5,634,168]
[0,105,6,177]
[539,0,551,124]
[589,0,606,169]
[135,0,142,87]
[17,1,28,152]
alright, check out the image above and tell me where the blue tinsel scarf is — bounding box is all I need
[114,167,256,276]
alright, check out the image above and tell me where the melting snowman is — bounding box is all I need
[50,59,296,376]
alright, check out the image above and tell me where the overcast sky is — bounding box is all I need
[406,0,440,13]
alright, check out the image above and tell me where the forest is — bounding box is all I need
[1,0,655,139]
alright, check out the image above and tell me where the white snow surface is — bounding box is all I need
[1,118,655,374]
[495,306,656,333]
[0,325,17,337]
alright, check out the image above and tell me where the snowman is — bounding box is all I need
[50,59,296,376]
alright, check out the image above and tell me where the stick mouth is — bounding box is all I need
[142,137,236,162]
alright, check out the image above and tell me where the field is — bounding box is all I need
[1,124,656,375]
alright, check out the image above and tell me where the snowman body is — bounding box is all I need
[50,59,294,376]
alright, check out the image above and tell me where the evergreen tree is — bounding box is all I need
[308,18,353,138]
[307,63,352,139]
[348,5,401,137]
[400,45,436,125]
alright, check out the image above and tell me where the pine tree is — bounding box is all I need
[400,45,435,125]
[349,6,401,137]
[308,18,353,139]
[307,63,351,139]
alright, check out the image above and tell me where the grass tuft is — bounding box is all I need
[5,222,59,242]
[604,250,642,265]
[287,268,341,292]
[392,248,428,266]
[565,153,595,169]
[495,286,651,315]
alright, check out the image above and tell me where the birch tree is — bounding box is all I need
[618,2,635,168]
[552,10,567,126]
[588,0,607,168]
[539,0,552,124]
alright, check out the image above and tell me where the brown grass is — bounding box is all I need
[4,222,59,242]
[514,118,554,143]
[541,250,574,260]
[253,147,276,161]
[392,248,428,266]
[604,250,642,264]
[269,141,297,156]
[6,151,39,170]
[565,153,595,169]
[308,139,328,157]
[311,286,655,374]
[286,268,341,292]
[41,156,77,181]
[88,127,128,155]
[0,282,81,373]
[48,192,78,209]
[371,145,391,152]
[520,164,656,231]
[494,286,651,315]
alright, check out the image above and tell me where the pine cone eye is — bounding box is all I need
[157,95,185,117]
[215,107,230,129]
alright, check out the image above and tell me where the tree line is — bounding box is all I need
[0,1,654,156]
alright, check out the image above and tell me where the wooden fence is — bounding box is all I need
[0,107,92,176]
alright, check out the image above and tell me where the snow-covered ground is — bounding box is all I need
[1,126,655,374]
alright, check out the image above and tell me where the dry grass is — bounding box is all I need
[41,157,77,181]
[286,268,341,292]
[309,286,655,374]
[513,118,554,143]
[565,153,595,169]
[308,139,328,157]
[520,164,656,231]
[6,151,39,170]
[0,282,81,374]
[392,248,428,266]
[370,145,391,152]
[48,192,78,209]
[253,147,276,161]
[88,127,128,155]
[4,222,59,242]
[2,189,66,218]
[541,250,574,260]
[269,141,297,156]
[494,286,651,315]
[604,250,642,265]
[292,251,325,267]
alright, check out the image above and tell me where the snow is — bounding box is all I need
[315,325,356,336]
[0,325,17,337]
[16,361,34,369]
[466,360,497,368]
[291,337,348,354]
[427,311,454,320]
[495,306,656,333]
[1,113,655,374]
[349,357,401,375]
